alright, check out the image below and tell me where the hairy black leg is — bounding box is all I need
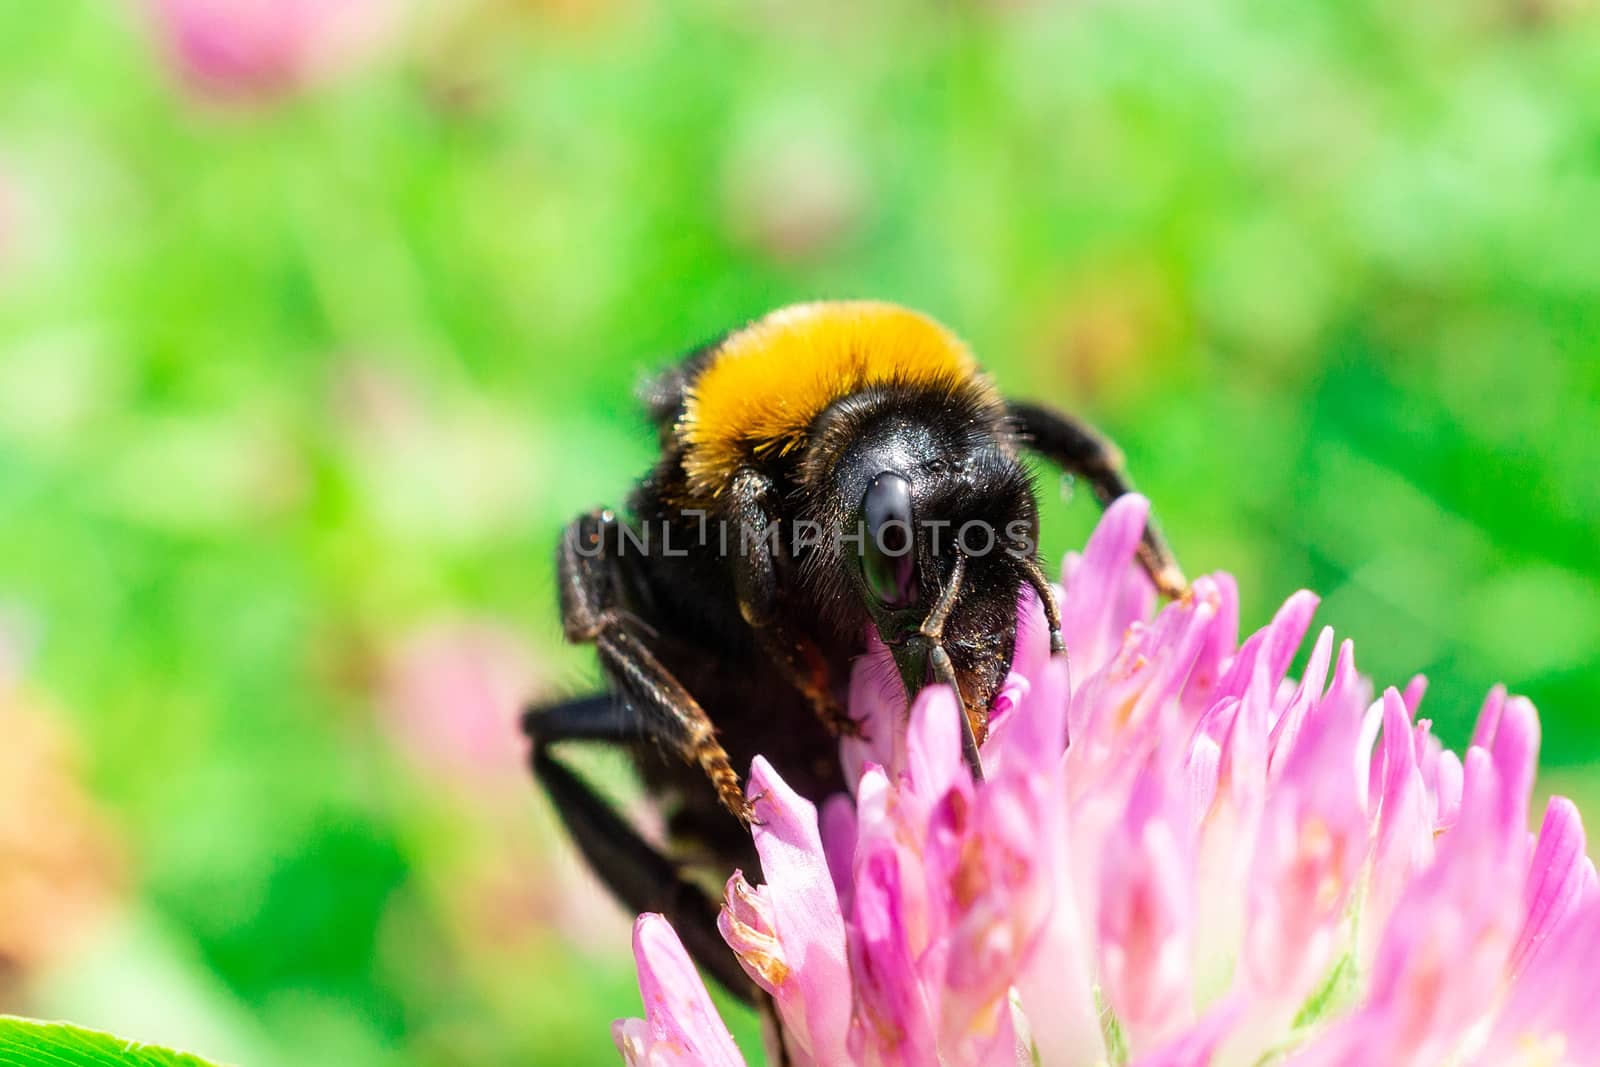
[1008,401,1188,598]
[523,695,755,1003]
[1021,556,1068,655]
[557,510,750,822]
[727,469,862,738]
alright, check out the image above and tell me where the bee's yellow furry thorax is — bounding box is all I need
[679,301,995,497]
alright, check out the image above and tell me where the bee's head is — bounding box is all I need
[802,389,1039,727]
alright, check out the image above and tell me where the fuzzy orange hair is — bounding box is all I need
[678,301,997,498]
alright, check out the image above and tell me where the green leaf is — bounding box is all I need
[0,1017,232,1067]
[1094,985,1128,1067]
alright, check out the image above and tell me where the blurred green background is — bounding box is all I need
[0,0,1597,1063]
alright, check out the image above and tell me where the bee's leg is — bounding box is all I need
[1007,400,1188,598]
[523,695,756,1004]
[727,469,862,738]
[557,509,750,823]
[1021,556,1067,655]
[919,552,986,782]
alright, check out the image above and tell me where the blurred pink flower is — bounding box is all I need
[380,619,541,788]
[142,0,403,104]
[376,617,639,966]
[615,496,1599,1067]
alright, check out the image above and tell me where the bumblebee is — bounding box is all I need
[524,301,1184,1002]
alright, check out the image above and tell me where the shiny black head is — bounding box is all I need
[797,381,1039,725]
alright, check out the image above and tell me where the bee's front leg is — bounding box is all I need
[555,509,750,822]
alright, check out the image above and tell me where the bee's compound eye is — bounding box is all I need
[861,471,918,608]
